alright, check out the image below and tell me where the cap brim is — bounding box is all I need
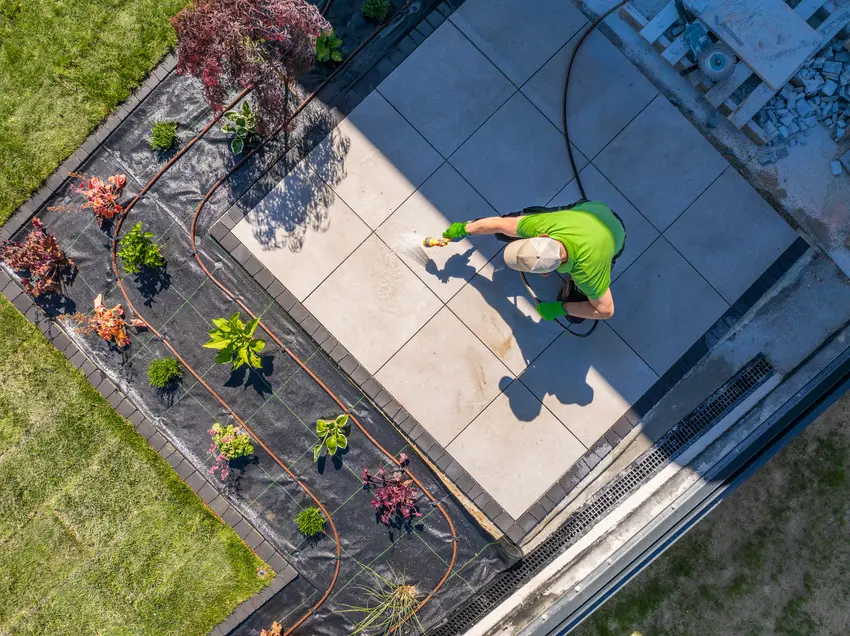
[503,240,529,272]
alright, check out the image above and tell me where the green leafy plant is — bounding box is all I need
[209,422,254,479]
[315,30,343,63]
[118,222,165,274]
[294,507,326,537]
[148,120,179,152]
[340,568,422,635]
[147,357,182,389]
[314,413,349,462]
[221,101,257,154]
[203,312,266,370]
[361,0,390,21]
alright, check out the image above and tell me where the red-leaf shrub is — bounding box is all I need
[1,218,75,296]
[66,294,145,348]
[171,0,330,133]
[56,174,128,226]
[362,454,421,527]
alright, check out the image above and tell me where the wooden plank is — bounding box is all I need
[640,1,679,44]
[705,61,753,107]
[662,34,691,64]
[620,3,649,29]
[729,82,774,128]
[684,0,821,91]
[814,7,850,41]
[794,0,826,20]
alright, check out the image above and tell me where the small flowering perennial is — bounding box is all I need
[66,294,144,348]
[71,173,127,226]
[1,218,75,297]
[208,422,254,480]
[361,454,421,527]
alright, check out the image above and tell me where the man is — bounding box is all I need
[442,201,625,322]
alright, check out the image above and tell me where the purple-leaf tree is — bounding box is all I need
[171,0,330,133]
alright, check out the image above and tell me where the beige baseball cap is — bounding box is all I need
[503,237,563,273]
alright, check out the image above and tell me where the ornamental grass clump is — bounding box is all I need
[294,506,326,537]
[66,293,145,348]
[209,422,254,479]
[361,453,421,528]
[1,218,75,297]
[147,357,182,389]
[341,568,422,635]
[314,413,349,462]
[148,120,179,152]
[203,312,265,370]
[117,222,165,274]
[361,0,390,21]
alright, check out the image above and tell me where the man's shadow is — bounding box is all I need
[427,248,595,422]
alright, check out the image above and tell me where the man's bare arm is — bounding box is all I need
[465,216,520,237]
[564,288,614,320]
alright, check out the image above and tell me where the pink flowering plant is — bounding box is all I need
[361,454,421,528]
[208,422,254,480]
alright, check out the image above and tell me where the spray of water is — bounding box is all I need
[391,232,431,267]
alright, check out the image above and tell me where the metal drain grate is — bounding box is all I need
[430,354,775,636]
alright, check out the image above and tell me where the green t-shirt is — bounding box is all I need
[515,202,625,299]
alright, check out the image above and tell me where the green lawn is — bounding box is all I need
[0,0,188,225]
[0,295,270,634]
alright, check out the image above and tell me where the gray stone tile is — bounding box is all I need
[377,307,512,446]
[450,0,587,86]
[376,163,503,302]
[607,238,727,375]
[232,163,371,301]
[594,97,728,232]
[305,235,442,373]
[377,21,514,156]
[447,380,584,518]
[665,168,798,304]
[523,29,658,159]
[447,257,564,375]
[519,324,657,446]
[450,92,588,215]
[306,91,443,229]
[548,164,659,278]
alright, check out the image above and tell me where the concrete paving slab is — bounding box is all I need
[548,164,659,277]
[447,380,585,518]
[665,167,798,304]
[594,96,728,232]
[376,307,513,446]
[447,258,565,375]
[449,0,588,86]
[522,29,658,159]
[607,238,727,375]
[377,21,514,157]
[305,235,442,373]
[232,163,371,301]
[306,91,442,229]
[450,92,588,215]
[520,324,657,446]
[377,163,503,302]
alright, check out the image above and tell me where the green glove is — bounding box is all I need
[442,221,469,241]
[536,301,567,321]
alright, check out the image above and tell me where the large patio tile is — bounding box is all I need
[665,167,798,304]
[305,91,443,229]
[523,29,658,159]
[231,163,371,301]
[548,164,659,277]
[377,21,514,157]
[520,324,657,446]
[305,235,442,373]
[607,238,727,375]
[594,97,728,232]
[447,380,585,518]
[376,308,512,446]
[450,92,588,216]
[377,164,503,302]
[447,258,565,375]
[450,0,588,86]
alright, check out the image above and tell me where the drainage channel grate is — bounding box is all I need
[430,354,775,636]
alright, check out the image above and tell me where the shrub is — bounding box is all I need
[260,623,283,636]
[209,422,254,479]
[148,121,179,152]
[203,312,266,370]
[118,222,165,274]
[361,454,421,527]
[71,174,127,226]
[66,293,144,348]
[361,0,390,21]
[221,101,257,154]
[294,506,326,536]
[1,218,75,296]
[171,0,330,132]
[314,413,349,462]
[147,357,182,389]
[315,29,343,63]
[340,568,422,635]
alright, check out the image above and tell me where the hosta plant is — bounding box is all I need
[70,174,127,226]
[1,218,75,296]
[118,222,165,274]
[221,101,257,154]
[148,120,179,152]
[203,312,266,370]
[209,422,254,479]
[314,413,349,462]
[67,294,144,348]
[147,357,182,389]
[294,506,326,537]
[340,568,422,635]
[361,0,390,21]
[362,454,421,527]
[315,30,343,63]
